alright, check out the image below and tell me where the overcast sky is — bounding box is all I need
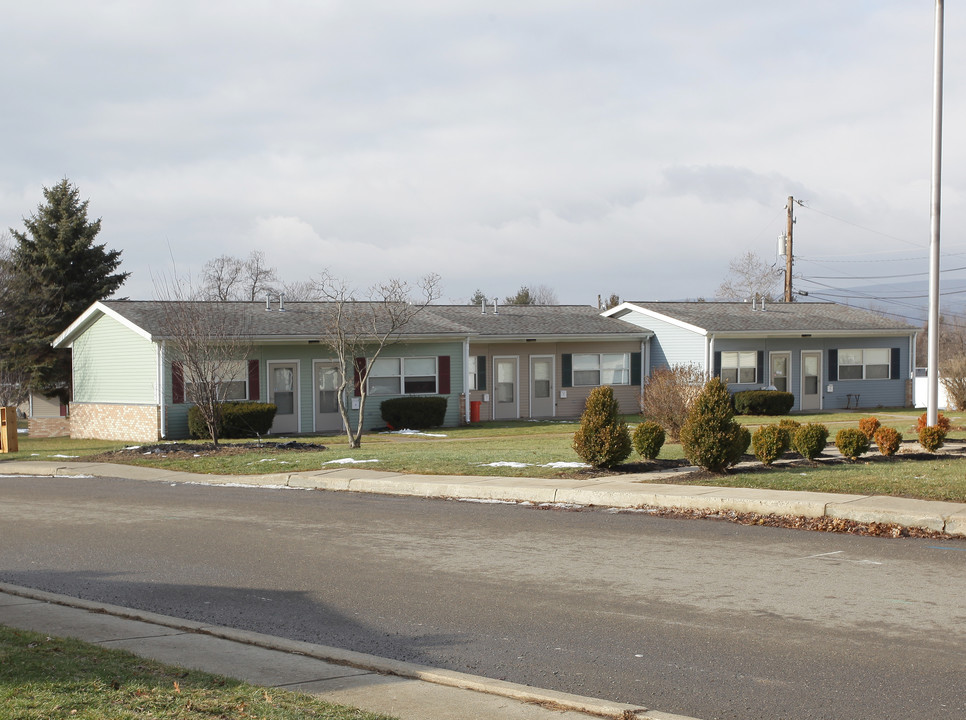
[1,2,963,317]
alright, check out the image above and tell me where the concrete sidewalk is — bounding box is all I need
[0,583,693,720]
[2,458,965,536]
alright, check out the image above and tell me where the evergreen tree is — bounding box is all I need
[572,385,631,468]
[0,179,128,399]
[679,378,749,472]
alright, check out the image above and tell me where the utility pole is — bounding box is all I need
[784,196,795,302]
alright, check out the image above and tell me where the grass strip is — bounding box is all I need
[0,624,395,720]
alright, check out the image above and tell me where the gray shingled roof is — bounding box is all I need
[94,301,645,340]
[623,301,917,333]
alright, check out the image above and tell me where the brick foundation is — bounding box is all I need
[28,417,71,438]
[69,403,160,442]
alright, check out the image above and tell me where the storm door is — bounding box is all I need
[269,361,299,434]
[314,361,344,433]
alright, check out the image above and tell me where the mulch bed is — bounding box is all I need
[90,440,327,461]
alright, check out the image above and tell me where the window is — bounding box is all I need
[839,348,890,380]
[572,353,630,386]
[184,360,248,401]
[721,351,757,384]
[468,355,485,391]
[368,357,438,395]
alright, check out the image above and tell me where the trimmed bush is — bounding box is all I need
[679,378,747,472]
[835,428,870,460]
[778,418,801,432]
[380,396,447,429]
[632,421,665,460]
[752,425,790,466]
[873,426,902,457]
[572,386,632,468]
[732,390,795,416]
[918,425,946,452]
[916,412,951,434]
[793,423,829,460]
[188,402,278,440]
[858,416,880,439]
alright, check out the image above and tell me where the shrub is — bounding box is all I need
[188,402,278,440]
[732,390,795,416]
[939,354,966,410]
[793,423,829,460]
[573,386,632,468]
[916,412,951,434]
[778,418,801,432]
[640,363,703,441]
[679,378,747,472]
[918,425,946,452]
[873,426,902,457]
[752,425,790,466]
[632,421,665,460]
[858,416,880,439]
[835,428,870,460]
[380,396,448,429]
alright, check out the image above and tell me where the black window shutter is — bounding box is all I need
[828,349,838,382]
[630,352,642,385]
[562,354,573,388]
[354,358,366,397]
[477,356,487,391]
[713,351,722,378]
[438,356,451,394]
[248,359,260,401]
[757,351,765,384]
[172,361,184,404]
[891,347,901,380]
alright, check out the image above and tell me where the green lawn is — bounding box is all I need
[0,625,395,720]
[4,408,966,502]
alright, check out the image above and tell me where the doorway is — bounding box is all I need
[314,361,344,433]
[530,356,554,418]
[801,351,822,411]
[268,361,299,434]
[493,357,519,420]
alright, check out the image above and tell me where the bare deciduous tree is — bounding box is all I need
[315,271,441,448]
[154,273,253,447]
[201,251,279,301]
[715,251,782,302]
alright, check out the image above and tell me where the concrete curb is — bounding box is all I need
[0,582,681,720]
[2,459,964,536]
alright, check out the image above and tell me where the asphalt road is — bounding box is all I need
[1,474,964,720]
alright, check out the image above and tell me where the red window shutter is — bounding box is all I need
[354,357,366,397]
[59,403,68,417]
[248,359,260,401]
[172,361,184,404]
[438,355,450,394]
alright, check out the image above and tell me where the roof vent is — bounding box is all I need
[481,299,486,315]
[278,293,286,312]
[265,295,272,312]
[492,298,499,315]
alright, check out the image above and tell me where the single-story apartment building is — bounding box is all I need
[49,298,918,441]
[604,300,918,412]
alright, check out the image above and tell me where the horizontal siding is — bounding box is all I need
[73,314,157,404]
[618,313,705,371]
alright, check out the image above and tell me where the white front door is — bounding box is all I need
[493,357,519,420]
[269,361,299,434]
[314,361,343,433]
[530,356,554,418]
[801,351,822,411]
[770,352,791,393]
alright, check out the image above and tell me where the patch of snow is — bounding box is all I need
[458,498,518,504]
[123,445,141,450]
[17,428,27,434]
[478,461,531,468]
[49,454,79,458]
[324,458,379,464]
[540,461,590,468]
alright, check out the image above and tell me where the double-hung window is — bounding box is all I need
[368,357,438,395]
[185,360,248,401]
[838,348,890,380]
[721,351,757,384]
[572,353,630,386]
